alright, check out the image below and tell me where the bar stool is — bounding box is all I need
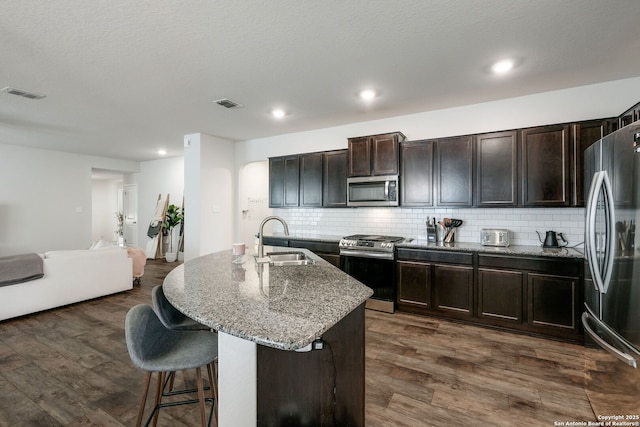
[151,285,209,330]
[151,285,218,415]
[125,304,218,427]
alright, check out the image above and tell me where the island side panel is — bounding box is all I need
[256,303,365,426]
[218,332,257,426]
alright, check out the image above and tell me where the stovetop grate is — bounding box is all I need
[343,234,405,243]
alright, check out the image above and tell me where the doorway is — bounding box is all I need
[123,183,138,247]
[91,169,138,247]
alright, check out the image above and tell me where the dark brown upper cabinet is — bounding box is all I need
[476,131,518,207]
[270,150,346,209]
[435,135,474,207]
[400,140,433,207]
[348,132,405,177]
[323,150,348,208]
[299,152,324,207]
[269,155,300,208]
[572,119,618,206]
[521,125,571,207]
[619,101,640,128]
[605,128,635,208]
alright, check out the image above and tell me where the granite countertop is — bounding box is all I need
[162,246,373,351]
[264,233,344,243]
[398,240,585,259]
[264,233,585,259]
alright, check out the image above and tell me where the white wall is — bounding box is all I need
[137,156,184,252]
[184,133,235,261]
[0,142,183,256]
[237,77,640,163]
[237,161,274,249]
[235,77,640,247]
[0,143,138,255]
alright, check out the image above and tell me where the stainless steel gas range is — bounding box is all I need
[339,234,405,313]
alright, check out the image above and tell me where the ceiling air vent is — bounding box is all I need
[214,98,244,109]
[1,86,46,100]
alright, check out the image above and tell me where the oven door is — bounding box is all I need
[340,253,395,313]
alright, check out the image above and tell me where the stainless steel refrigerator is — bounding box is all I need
[582,120,640,416]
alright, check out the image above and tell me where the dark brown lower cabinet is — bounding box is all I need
[433,264,474,319]
[397,261,431,311]
[289,239,341,268]
[477,268,524,324]
[318,253,340,268]
[261,238,341,267]
[477,254,582,341]
[528,273,578,331]
[395,249,473,319]
[261,237,289,247]
[396,248,583,342]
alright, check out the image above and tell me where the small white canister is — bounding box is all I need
[232,243,246,264]
[232,242,246,255]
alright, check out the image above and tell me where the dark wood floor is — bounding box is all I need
[0,260,636,426]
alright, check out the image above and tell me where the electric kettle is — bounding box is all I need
[536,231,568,248]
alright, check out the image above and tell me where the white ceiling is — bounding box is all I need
[2,0,640,162]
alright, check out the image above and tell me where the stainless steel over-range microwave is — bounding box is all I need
[347,175,399,207]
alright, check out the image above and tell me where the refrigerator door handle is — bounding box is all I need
[582,307,638,368]
[585,171,615,294]
[584,172,600,291]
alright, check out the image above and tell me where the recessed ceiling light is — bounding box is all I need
[491,59,515,74]
[271,109,286,119]
[359,89,376,101]
[157,149,167,156]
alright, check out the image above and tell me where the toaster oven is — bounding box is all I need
[481,229,510,247]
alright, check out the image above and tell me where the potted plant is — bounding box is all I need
[163,204,183,262]
[114,211,124,246]
[177,206,185,261]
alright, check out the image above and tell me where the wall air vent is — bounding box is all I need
[1,86,46,100]
[214,98,244,109]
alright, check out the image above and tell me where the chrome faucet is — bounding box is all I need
[257,216,289,258]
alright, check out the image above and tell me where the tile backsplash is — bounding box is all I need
[273,207,585,248]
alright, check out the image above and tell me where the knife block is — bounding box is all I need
[426,222,437,242]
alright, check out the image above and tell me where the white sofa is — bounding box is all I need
[0,247,133,321]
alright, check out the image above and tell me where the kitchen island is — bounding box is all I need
[162,247,373,426]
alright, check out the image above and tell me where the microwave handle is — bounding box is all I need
[384,180,389,199]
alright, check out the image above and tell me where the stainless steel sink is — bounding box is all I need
[265,251,315,266]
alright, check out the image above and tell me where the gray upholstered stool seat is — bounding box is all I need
[125,304,218,427]
[152,285,209,330]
